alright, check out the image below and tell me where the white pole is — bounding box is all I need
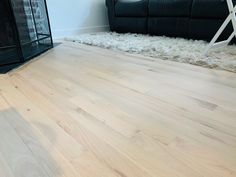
[204,0,236,55]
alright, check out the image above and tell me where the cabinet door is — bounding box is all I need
[0,0,21,65]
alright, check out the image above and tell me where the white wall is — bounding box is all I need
[46,0,109,38]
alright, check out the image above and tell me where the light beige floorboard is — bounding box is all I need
[0,41,236,177]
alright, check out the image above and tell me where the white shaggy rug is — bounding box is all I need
[65,32,236,72]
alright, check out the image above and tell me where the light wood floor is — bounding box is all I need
[0,41,236,177]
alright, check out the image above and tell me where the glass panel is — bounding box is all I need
[11,0,36,43]
[21,37,52,60]
[10,0,52,59]
[32,0,50,36]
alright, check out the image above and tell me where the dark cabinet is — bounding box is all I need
[0,0,53,73]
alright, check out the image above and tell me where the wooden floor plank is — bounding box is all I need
[0,41,236,177]
[0,100,50,177]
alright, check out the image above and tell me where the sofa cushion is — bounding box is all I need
[191,0,236,19]
[115,0,148,17]
[149,0,192,17]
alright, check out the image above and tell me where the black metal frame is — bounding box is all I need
[0,0,53,73]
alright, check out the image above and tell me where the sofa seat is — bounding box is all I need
[115,0,148,17]
[149,0,192,17]
[191,0,236,19]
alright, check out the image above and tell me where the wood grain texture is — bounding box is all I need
[0,41,236,177]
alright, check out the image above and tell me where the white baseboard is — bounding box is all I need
[52,25,109,39]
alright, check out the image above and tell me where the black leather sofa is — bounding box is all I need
[106,0,235,41]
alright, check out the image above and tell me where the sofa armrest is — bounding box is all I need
[106,0,117,7]
[105,0,117,31]
[105,0,116,15]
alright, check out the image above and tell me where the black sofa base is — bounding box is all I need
[189,19,233,41]
[106,0,236,41]
[148,17,189,38]
[111,17,147,34]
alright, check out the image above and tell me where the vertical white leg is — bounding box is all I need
[204,0,236,55]
[204,15,231,55]
[227,0,236,33]
[226,31,235,43]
